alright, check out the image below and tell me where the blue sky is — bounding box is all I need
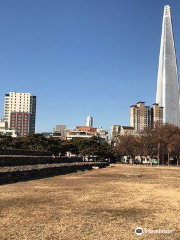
[0,0,180,133]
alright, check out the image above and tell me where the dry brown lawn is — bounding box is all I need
[0,164,180,240]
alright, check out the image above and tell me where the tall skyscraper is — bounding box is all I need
[4,92,36,137]
[156,5,180,127]
[86,116,93,127]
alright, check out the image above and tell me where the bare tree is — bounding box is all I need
[115,135,140,164]
[168,134,180,167]
[114,122,180,167]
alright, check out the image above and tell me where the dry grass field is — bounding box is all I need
[0,164,180,240]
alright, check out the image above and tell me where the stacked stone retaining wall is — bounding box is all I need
[0,149,52,156]
[0,162,109,185]
[0,156,83,167]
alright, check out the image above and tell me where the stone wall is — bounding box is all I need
[0,149,52,156]
[0,162,109,185]
[0,156,83,167]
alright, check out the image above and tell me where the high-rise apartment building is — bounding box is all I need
[111,125,121,139]
[151,104,163,128]
[86,116,93,127]
[130,102,151,132]
[156,5,180,127]
[130,102,164,132]
[4,92,36,137]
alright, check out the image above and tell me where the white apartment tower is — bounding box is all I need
[4,92,36,137]
[156,5,180,126]
[86,116,93,127]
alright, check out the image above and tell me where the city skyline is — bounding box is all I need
[1,1,180,132]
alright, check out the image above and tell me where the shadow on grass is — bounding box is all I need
[89,207,150,221]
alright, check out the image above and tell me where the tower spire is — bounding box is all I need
[156,5,180,126]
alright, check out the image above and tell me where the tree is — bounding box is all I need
[115,135,140,163]
[168,134,180,167]
[141,124,162,165]
[0,133,114,160]
[0,135,13,149]
[160,123,180,165]
[114,123,180,166]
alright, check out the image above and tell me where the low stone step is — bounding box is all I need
[122,173,142,177]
